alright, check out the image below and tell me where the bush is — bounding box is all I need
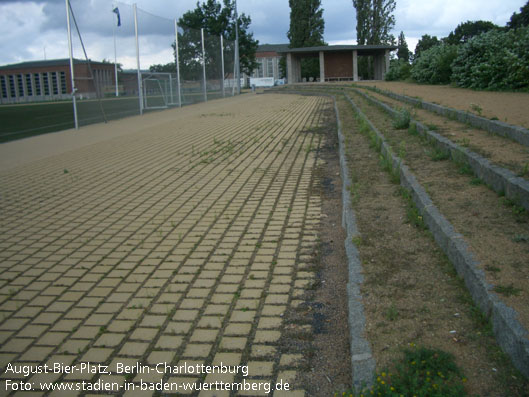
[411,44,459,84]
[451,27,529,90]
[385,59,412,81]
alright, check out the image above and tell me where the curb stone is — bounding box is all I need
[357,85,529,147]
[334,98,376,391]
[345,92,529,379]
[352,88,529,212]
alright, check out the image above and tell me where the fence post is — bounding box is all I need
[201,28,207,102]
[174,20,182,107]
[220,35,225,98]
[133,3,143,115]
[65,0,78,129]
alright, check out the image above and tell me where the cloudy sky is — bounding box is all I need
[0,0,525,69]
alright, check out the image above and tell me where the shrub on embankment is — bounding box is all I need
[387,26,529,91]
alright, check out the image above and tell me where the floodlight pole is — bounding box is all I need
[65,0,78,130]
[133,3,143,115]
[234,0,240,94]
[174,19,182,107]
[201,28,207,102]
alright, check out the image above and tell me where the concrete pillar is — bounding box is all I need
[353,50,358,81]
[374,54,384,80]
[287,52,293,84]
[384,49,390,79]
[319,51,325,82]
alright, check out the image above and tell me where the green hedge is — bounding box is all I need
[451,27,529,90]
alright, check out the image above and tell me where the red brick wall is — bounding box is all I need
[256,51,280,58]
[324,52,353,79]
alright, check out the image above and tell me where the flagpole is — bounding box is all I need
[113,14,118,97]
[133,3,143,115]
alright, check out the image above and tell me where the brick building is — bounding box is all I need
[252,44,289,81]
[0,59,115,104]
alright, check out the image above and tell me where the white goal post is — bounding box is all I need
[141,72,180,110]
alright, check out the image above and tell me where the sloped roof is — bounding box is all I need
[277,44,397,53]
[256,44,290,53]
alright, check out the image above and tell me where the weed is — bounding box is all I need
[351,235,363,246]
[407,122,418,136]
[518,162,529,177]
[398,141,407,159]
[493,284,522,297]
[385,304,398,321]
[400,188,427,230]
[470,103,483,116]
[345,346,467,396]
[458,163,473,176]
[458,138,470,147]
[392,108,411,129]
[63,169,69,174]
[427,146,450,161]
[380,153,400,184]
[425,123,439,131]
[501,197,527,222]
[469,177,483,186]
[512,234,528,243]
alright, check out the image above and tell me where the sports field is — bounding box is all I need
[0,90,225,143]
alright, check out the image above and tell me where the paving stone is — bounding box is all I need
[0,94,327,397]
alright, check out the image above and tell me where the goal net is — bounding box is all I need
[141,72,180,110]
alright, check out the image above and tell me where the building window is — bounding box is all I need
[1,76,7,98]
[60,71,67,94]
[267,58,274,78]
[17,74,24,97]
[34,73,41,96]
[43,73,50,95]
[26,74,33,96]
[9,75,16,97]
[51,72,58,95]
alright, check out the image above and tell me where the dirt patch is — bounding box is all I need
[353,87,529,177]
[355,81,529,129]
[281,99,352,396]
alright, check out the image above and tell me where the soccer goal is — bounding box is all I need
[141,72,180,110]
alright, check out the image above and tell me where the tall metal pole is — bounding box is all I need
[65,0,78,129]
[234,0,240,94]
[113,17,118,96]
[220,35,225,98]
[174,19,182,107]
[201,28,207,102]
[133,3,143,115]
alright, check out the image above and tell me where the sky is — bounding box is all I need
[0,0,525,69]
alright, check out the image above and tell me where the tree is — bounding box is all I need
[352,0,396,45]
[414,34,439,60]
[177,0,258,79]
[507,0,529,29]
[445,20,498,45]
[397,31,410,62]
[287,0,325,80]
